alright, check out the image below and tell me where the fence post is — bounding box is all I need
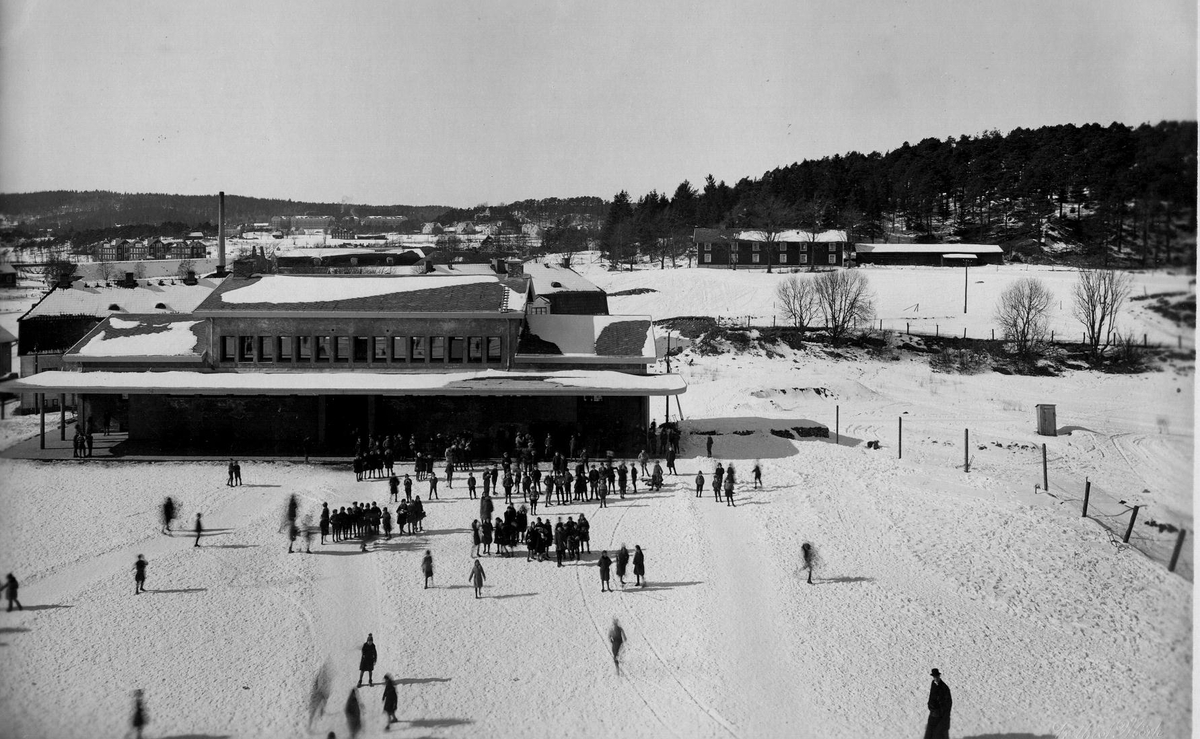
[964,429,969,472]
[1051,330,1054,342]
[907,322,910,335]
[1143,334,1147,347]
[1123,505,1141,543]
[936,325,939,337]
[991,328,995,341]
[1042,443,1048,491]
[963,327,966,340]
[898,417,903,459]
[1082,478,1091,517]
[1169,529,1188,572]
[836,405,839,445]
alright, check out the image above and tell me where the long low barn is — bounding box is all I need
[853,243,1003,266]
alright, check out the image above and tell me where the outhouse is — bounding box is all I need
[1036,404,1057,436]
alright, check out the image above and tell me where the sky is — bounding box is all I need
[0,0,1195,207]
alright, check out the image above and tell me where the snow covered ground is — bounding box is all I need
[0,257,1193,738]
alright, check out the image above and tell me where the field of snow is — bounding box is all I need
[0,257,1193,738]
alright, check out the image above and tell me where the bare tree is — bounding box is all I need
[1072,268,1133,363]
[994,277,1053,359]
[813,270,875,343]
[775,275,818,331]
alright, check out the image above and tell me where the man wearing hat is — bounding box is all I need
[924,668,952,739]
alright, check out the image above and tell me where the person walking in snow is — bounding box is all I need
[358,634,377,687]
[382,674,398,729]
[227,459,236,487]
[422,550,434,589]
[713,463,724,502]
[752,461,762,489]
[924,669,953,739]
[345,688,362,738]
[706,435,713,457]
[616,545,629,587]
[598,551,613,592]
[320,503,330,545]
[724,473,736,506]
[666,445,677,475]
[131,689,148,739]
[609,618,625,674]
[193,512,203,547]
[388,473,400,502]
[134,554,148,594]
[161,496,176,534]
[468,559,486,598]
[637,449,649,477]
[633,545,646,586]
[467,471,477,499]
[800,542,817,584]
[233,460,242,486]
[695,470,705,497]
[427,471,439,500]
[6,573,22,611]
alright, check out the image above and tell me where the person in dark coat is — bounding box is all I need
[358,634,378,687]
[616,545,629,586]
[131,689,147,739]
[713,463,724,502]
[752,461,762,489]
[161,497,176,534]
[134,554,148,594]
[381,674,398,729]
[608,618,625,674]
[801,542,817,584]
[598,551,613,592]
[422,550,434,588]
[468,559,486,598]
[694,470,705,497]
[345,687,363,738]
[924,669,952,739]
[388,473,400,502]
[320,503,330,545]
[706,435,713,457]
[633,545,646,586]
[193,512,203,547]
[6,573,22,611]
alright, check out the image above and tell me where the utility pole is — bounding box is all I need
[664,331,671,423]
[963,262,969,314]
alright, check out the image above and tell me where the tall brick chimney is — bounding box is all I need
[215,191,227,276]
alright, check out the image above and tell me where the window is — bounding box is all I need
[703,254,711,264]
[486,337,502,363]
[752,243,760,251]
[353,336,369,362]
[239,336,255,362]
[277,336,293,363]
[334,336,350,363]
[299,336,313,361]
[221,336,237,361]
[704,243,711,251]
[448,337,465,364]
[828,253,837,265]
[730,243,739,251]
[530,305,549,315]
[411,336,426,362]
[779,254,788,264]
[393,336,408,362]
[468,337,483,363]
[429,336,445,363]
[316,336,331,361]
[259,336,275,362]
[373,337,389,362]
[751,253,760,264]
[799,254,808,264]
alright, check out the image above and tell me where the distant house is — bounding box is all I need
[693,228,849,269]
[98,239,129,262]
[0,263,17,288]
[853,243,1003,266]
[292,217,335,236]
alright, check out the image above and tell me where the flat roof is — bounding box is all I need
[2,369,686,397]
[854,243,1003,254]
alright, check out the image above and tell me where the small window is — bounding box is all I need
[448,337,465,364]
[429,336,445,363]
[350,257,358,266]
[799,254,808,264]
[486,337,502,363]
[353,336,369,362]
[393,336,408,362]
[530,305,548,315]
[752,243,760,251]
[240,335,255,362]
[386,257,394,265]
[299,336,313,360]
[334,336,350,363]
[730,243,739,251]
[277,336,293,362]
[317,336,332,361]
[411,336,426,362]
[751,253,760,263]
[259,336,275,362]
[828,253,837,265]
[779,254,788,264]
[703,254,711,264]
[221,336,237,361]
[373,337,389,362]
[704,243,711,251]
[468,337,483,363]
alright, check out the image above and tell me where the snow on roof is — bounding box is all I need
[274,247,421,259]
[74,259,218,282]
[520,315,655,363]
[521,261,604,294]
[2,368,686,397]
[854,243,1003,254]
[746,230,848,243]
[20,278,222,321]
[198,274,528,314]
[65,315,206,360]
[0,326,16,343]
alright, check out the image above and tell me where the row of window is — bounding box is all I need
[703,242,839,252]
[702,253,836,264]
[220,335,504,365]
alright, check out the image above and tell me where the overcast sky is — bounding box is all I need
[0,0,1195,207]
